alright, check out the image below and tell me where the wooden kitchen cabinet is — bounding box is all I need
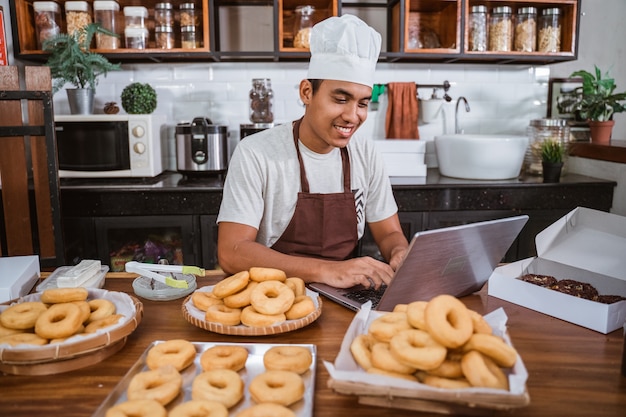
[9,0,580,63]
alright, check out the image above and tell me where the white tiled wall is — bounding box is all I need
[50,62,548,171]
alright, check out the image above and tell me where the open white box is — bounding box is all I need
[0,255,40,303]
[374,140,426,177]
[488,207,626,334]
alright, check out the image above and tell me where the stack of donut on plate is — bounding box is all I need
[350,294,519,390]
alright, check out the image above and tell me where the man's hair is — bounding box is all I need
[308,79,323,94]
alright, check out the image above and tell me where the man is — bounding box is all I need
[217,14,408,289]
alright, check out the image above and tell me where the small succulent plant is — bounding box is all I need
[121,82,158,114]
[540,139,565,164]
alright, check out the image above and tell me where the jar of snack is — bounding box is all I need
[155,25,175,49]
[249,78,274,123]
[124,27,148,49]
[179,3,199,28]
[526,118,570,175]
[468,5,487,52]
[293,5,315,49]
[488,6,513,52]
[538,8,562,52]
[65,1,92,42]
[181,25,198,49]
[154,2,174,27]
[93,1,121,49]
[514,7,537,52]
[123,6,148,28]
[33,1,61,49]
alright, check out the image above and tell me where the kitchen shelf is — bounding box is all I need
[8,0,580,64]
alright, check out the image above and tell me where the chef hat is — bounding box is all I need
[307,14,382,88]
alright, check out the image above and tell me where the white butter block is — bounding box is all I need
[57,260,102,288]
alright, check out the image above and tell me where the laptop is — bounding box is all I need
[308,215,529,311]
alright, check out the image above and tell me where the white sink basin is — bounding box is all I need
[435,134,529,180]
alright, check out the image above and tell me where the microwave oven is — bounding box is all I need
[54,114,166,178]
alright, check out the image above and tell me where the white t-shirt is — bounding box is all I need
[217,122,398,247]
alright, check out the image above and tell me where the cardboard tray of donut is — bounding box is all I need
[488,207,626,334]
[91,341,316,417]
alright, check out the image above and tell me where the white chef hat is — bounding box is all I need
[307,14,382,88]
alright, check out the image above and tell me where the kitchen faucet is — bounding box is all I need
[455,96,470,134]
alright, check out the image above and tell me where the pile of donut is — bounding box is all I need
[0,287,123,346]
[350,294,519,391]
[191,267,317,328]
[107,339,312,417]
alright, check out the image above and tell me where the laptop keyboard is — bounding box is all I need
[343,284,388,308]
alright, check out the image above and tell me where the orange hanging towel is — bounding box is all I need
[385,82,420,139]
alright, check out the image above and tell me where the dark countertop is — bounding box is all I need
[59,169,617,217]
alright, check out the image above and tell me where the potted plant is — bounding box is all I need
[540,139,565,183]
[121,82,158,114]
[43,23,121,114]
[571,66,626,145]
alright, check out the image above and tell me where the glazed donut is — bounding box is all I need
[191,369,244,408]
[425,357,464,379]
[223,282,259,309]
[285,277,306,297]
[127,365,183,406]
[468,310,493,334]
[368,312,412,343]
[0,320,23,338]
[168,400,229,417]
[0,301,48,330]
[87,299,116,323]
[349,334,376,370]
[147,339,197,371]
[84,314,124,333]
[240,306,286,328]
[367,367,417,382]
[0,332,48,346]
[235,403,296,417]
[72,301,91,324]
[212,271,250,299]
[248,267,287,282]
[192,291,224,311]
[462,333,518,368]
[392,304,408,313]
[40,287,88,304]
[370,342,416,374]
[105,399,167,417]
[249,370,304,406]
[416,372,472,389]
[263,346,312,375]
[424,294,473,348]
[285,295,315,320]
[205,304,242,326]
[461,350,509,390]
[405,301,428,330]
[389,329,447,371]
[200,345,249,372]
[34,302,83,339]
[250,281,295,315]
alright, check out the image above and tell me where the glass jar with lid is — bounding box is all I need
[538,8,562,52]
[180,3,199,28]
[33,1,61,49]
[488,6,513,52]
[249,78,274,123]
[123,6,148,29]
[525,119,570,175]
[93,1,121,49]
[65,1,92,41]
[124,27,148,49]
[154,2,174,27]
[468,5,487,52]
[293,5,315,49]
[155,25,175,49]
[181,26,198,49]
[514,7,537,52]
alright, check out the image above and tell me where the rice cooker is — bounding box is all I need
[176,117,229,174]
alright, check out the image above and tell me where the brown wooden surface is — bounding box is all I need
[1,273,625,417]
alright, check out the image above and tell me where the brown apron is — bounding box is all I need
[270,119,359,260]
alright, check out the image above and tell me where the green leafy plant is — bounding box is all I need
[43,23,121,93]
[121,83,158,114]
[571,66,626,121]
[540,139,565,164]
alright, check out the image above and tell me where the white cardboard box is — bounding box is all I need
[488,207,626,334]
[0,255,40,303]
[374,140,427,177]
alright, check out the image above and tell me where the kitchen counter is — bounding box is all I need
[1,272,624,416]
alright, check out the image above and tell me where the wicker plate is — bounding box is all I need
[182,285,322,336]
[0,289,143,367]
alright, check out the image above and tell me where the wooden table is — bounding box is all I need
[1,273,625,417]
